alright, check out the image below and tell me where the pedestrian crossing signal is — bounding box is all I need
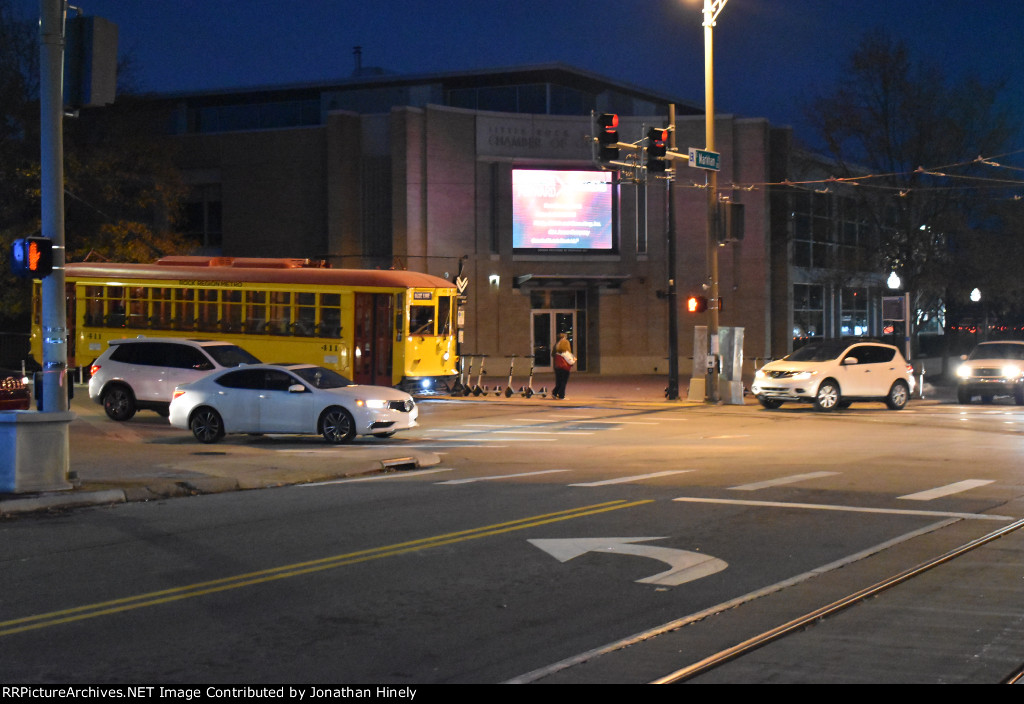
[686,295,708,313]
[11,237,54,279]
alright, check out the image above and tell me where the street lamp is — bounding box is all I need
[696,0,730,402]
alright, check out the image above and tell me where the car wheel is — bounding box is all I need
[885,380,910,410]
[320,407,356,444]
[102,385,136,421]
[190,407,224,444]
[757,396,782,409]
[813,380,840,411]
[957,387,971,404]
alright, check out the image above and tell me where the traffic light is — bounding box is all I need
[597,113,619,166]
[686,295,708,313]
[11,237,54,279]
[647,127,668,173]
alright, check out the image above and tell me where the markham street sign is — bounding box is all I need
[688,147,721,171]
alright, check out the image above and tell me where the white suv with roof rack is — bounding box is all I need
[88,337,260,421]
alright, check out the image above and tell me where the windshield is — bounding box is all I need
[968,343,1024,361]
[785,341,849,362]
[204,344,261,367]
[290,366,354,389]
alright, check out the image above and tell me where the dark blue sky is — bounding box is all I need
[14,0,1024,147]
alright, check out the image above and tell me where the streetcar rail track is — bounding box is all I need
[652,515,1024,684]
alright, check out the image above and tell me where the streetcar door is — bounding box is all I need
[353,293,394,386]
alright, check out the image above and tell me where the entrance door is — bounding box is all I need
[531,310,576,369]
[353,293,394,386]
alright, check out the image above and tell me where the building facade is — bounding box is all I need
[153,64,895,382]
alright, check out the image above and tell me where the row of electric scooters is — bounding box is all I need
[449,354,549,398]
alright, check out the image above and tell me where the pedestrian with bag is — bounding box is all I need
[552,332,575,400]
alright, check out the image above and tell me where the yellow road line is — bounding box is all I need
[0,499,652,637]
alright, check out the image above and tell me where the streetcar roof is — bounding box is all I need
[64,257,456,290]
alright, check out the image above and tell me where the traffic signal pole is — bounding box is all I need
[666,105,679,400]
[39,0,70,414]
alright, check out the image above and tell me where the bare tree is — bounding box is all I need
[805,33,1018,330]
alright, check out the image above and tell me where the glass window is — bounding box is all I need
[793,283,824,339]
[319,293,342,338]
[410,305,434,335]
[245,291,266,333]
[295,292,316,337]
[216,369,265,389]
[437,296,452,336]
[267,291,291,335]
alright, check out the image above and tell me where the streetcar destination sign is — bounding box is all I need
[688,147,721,171]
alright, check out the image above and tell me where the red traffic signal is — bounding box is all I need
[597,113,619,165]
[647,127,668,172]
[11,237,54,279]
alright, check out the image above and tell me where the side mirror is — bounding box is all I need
[288,384,306,393]
[842,357,859,365]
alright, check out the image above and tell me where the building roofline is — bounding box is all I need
[146,62,702,113]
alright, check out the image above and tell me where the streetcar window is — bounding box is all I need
[410,304,434,335]
[267,291,291,335]
[438,296,452,336]
[245,291,266,333]
[295,292,316,337]
[222,289,243,333]
[320,293,342,338]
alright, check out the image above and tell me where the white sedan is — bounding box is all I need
[168,364,418,444]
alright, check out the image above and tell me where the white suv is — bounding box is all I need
[88,338,260,421]
[956,341,1024,405]
[753,339,915,411]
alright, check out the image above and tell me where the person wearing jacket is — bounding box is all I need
[552,332,574,400]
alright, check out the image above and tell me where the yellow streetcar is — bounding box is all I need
[31,256,458,392]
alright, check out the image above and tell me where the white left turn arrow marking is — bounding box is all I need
[528,537,728,586]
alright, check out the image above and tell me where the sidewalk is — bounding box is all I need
[0,374,952,517]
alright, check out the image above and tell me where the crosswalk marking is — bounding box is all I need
[570,470,694,487]
[898,479,994,501]
[438,470,571,485]
[729,471,840,491]
[672,496,1013,521]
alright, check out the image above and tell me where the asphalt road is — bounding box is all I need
[1,387,1023,684]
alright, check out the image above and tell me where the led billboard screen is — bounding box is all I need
[512,169,614,252]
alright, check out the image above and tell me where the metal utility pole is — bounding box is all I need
[702,0,729,403]
[665,105,679,400]
[39,0,69,413]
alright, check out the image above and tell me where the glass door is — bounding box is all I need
[531,310,575,369]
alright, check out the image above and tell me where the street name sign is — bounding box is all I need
[688,147,721,171]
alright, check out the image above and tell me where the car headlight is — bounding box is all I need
[1002,364,1023,379]
[755,369,766,379]
[356,399,388,409]
[792,371,816,381]
[956,364,971,379]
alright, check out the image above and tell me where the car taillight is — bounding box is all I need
[172,389,187,401]
[90,364,101,376]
